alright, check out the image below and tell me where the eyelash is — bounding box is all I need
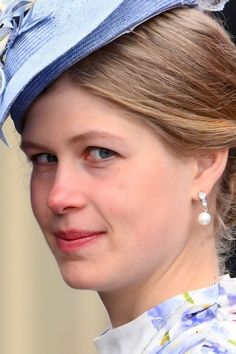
[29,153,57,165]
[28,147,117,165]
[86,147,117,161]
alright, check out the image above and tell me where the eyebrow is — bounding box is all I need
[20,130,125,151]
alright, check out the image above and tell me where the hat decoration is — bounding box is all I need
[197,0,229,11]
[0,1,45,95]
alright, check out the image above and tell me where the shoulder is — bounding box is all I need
[186,338,236,353]
[147,310,236,353]
[158,322,236,353]
[189,275,236,353]
[147,276,236,353]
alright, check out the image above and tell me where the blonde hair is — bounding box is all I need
[67,7,236,270]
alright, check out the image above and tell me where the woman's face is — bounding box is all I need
[21,77,197,292]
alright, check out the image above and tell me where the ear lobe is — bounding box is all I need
[192,149,229,200]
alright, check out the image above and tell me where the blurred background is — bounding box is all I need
[0,1,235,354]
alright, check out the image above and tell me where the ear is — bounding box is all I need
[191,149,229,200]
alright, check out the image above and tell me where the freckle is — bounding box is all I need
[117,183,125,190]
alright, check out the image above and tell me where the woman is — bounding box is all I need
[0,0,236,353]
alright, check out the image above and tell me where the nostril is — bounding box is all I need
[48,202,64,215]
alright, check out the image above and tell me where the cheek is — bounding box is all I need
[94,162,191,247]
[98,162,178,216]
[94,163,176,228]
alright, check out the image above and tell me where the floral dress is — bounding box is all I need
[94,275,236,353]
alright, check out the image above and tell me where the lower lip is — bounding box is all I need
[56,233,104,253]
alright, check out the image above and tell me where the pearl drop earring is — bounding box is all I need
[198,191,211,226]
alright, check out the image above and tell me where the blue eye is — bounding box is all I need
[87,147,116,161]
[30,153,57,165]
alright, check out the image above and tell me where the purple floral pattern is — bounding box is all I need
[146,275,236,353]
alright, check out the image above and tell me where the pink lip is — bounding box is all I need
[55,229,105,252]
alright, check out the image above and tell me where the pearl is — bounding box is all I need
[198,211,211,226]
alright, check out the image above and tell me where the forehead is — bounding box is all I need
[22,76,159,147]
[24,77,122,128]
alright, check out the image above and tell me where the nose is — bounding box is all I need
[47,165,87,215]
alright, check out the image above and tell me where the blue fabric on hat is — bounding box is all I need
[0,0,198,139]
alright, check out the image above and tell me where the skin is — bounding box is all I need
[21,76,228,327]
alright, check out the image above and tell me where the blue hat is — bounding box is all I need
[0,0,229,143]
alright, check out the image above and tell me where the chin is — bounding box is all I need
[63,277,90,290]
[56,259,107,291]
[60,270,100,290]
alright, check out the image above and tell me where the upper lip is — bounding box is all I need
[55,229,105,240]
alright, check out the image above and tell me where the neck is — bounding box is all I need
[99,235,219,328]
